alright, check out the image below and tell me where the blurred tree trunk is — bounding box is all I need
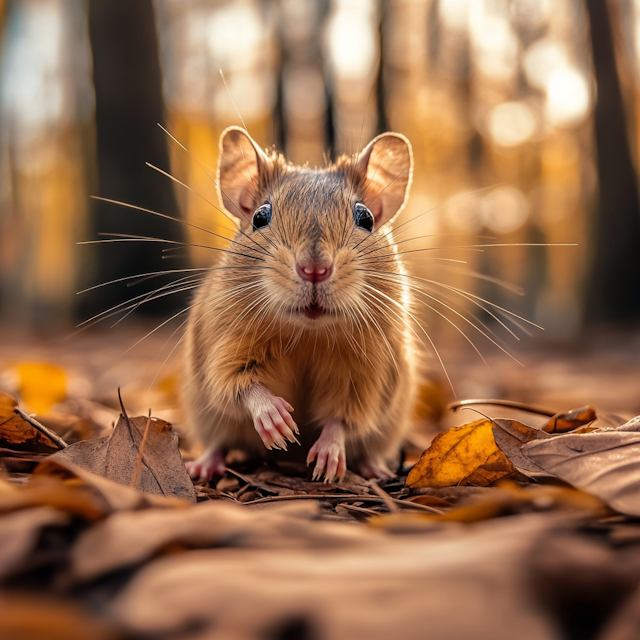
[83,0,186,318]
[585,0,640,324]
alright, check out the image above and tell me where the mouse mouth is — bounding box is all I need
[304,303,324,319]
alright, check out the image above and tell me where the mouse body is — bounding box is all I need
[183,126,417,482]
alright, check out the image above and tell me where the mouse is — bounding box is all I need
[183,125,417,483]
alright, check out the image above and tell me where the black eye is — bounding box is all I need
[354,202,374,232]
[252,203,272,230]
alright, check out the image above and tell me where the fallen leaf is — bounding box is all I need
[543,406,597,434]
[0,470,112,520]
[34,459,189,514]
[0,507,69,579]
[47,413,196,503]
[0,593,121,640]
[406,419,516,488]
[16,362,67,415]
[491,418,551,475]
[529,531,640,640]
[376,483,608,526]
[404,494,454,509]
[0,393,67,453]
[522,415,640,516]
[108,514,561,640]
[599,582,640,640]
[71,500,329,582]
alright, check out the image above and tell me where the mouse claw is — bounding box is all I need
[248,390,299,452]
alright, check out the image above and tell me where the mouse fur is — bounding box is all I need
[183,126,417,482]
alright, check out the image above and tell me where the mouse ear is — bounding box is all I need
[217,126,269,220]
[355,132,413,228]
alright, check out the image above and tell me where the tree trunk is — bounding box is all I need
[83,0,186,319]
[585,0,640,324]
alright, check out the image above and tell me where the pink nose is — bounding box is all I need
[296,261,333,283]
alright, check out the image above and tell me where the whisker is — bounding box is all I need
[360,283,455,395]
[366,271,522,364]
[90,195,270,259]
[76,267,210,294]
[156,124,283,253]
[81,233,265,262]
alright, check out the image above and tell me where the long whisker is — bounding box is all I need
[80,233,265,262]
[157,123,284,251]
[360,283,455,395]
[361,242,577,263]
[76,268,210,294]
[360,268,541,328]
[366,271,522,364]
[90,195,270,259]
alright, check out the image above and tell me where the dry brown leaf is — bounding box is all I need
[47,413,196,503]
[491,418,551,475]
[71,500,329,581]
[0,459,188,520]
[406,419,516,488]
[0,593,121,640]
[108,514,561,640]
[0,473,110,520]
[522,415,640,516]
[34,459,189,514]
[376,483,608,527]
[599,583,640,640]
[0,507,69,579]
[404,494,454,509]
[0,393,67,453]
[543,406,597,434]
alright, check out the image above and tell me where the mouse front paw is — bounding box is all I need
[248,389,299,451]
[307,420,346,483]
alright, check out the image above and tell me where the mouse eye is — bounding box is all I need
[252,203,272,230]
[354,202,374,232]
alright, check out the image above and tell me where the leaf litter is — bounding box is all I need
[3,363,640,639]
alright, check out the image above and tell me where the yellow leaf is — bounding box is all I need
[406,419,516,488]
[16,362,67,415]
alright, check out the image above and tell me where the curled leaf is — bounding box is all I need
[543,406,597,434]
[0,393,67,452]
[491,418,551,476]
[522,415,640,516]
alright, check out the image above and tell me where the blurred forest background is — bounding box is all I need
[1,0,640,352]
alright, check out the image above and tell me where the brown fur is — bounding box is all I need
[182,127,417,473]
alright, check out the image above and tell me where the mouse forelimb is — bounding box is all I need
[243,384,299,450]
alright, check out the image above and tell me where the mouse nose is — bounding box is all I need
[296,261,333,283]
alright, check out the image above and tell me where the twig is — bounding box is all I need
[224,467,282,494]
[117,387,130,421]
[243,492,445,514]
[130,410,152,488]
[14,407,67,450]
[447,398,556,417]
[368,480,399,513]
[337,503,380,517]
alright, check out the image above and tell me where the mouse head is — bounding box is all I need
[217,126,413,328]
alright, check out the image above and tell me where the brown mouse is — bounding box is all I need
[183,126,417,482]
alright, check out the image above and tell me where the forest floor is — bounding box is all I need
[1,323,640,640]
